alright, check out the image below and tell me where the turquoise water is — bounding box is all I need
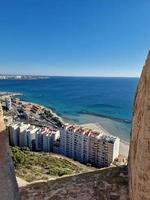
[0,77,139,141]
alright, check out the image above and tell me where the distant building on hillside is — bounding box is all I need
[5,96,12,110]
[9,123,60,153]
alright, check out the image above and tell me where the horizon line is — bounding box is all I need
[0,74,140,78]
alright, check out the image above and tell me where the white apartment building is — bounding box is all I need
[9,121,120,168]
[35,128,60,152]
[60,125,89,163]
[35,129,43,151]
[97,135,120,167]
[60,125,120,167]
[9,123,19,146]
[42,128,51,152]
[9,123,61,153]
[50,130,60,152]
[88,133,120,167]
[88,131,100,165]
[60,127,67,155]
[74,127,84,162]
[26,126,39,150]
[5,96,12,110]
[66,125,75,158]
[19,123,30,147]
[82,129,90,163]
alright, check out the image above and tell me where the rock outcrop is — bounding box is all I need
[129,52,150,200]
[0,104,20,200]
[20,166,128,200]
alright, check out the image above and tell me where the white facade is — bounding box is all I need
[9,121,120,168]
[9,124,19,146]
[95,135,120,167]
[60,127,67,155]
[19,123,30,147]
[5,97,12,110]
[66,126,75,158]
[35,129,43,151]
[82,130,90,163]
[74,127,84,162]
[50,130,60,152]
[112,137,120,161]
[42,129,51,152]
[26,126,38,150]
[60,125,120,167]
[9,123,61,153]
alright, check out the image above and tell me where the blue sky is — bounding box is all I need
[0,0,149,77]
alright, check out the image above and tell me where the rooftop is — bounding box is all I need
[63,124,119,142]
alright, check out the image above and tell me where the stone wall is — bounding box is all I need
[0,103,20,200]
[129,51,150,200]
[20,166,128,200]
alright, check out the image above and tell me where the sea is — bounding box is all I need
[0,77,139,142]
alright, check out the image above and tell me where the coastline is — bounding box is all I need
[1,92,129,157]
[0,92,23,97]
[19,98,64,124]
[20,99,130,157]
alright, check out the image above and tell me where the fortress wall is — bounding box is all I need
[20,166,128,200]
[0,104,20,200]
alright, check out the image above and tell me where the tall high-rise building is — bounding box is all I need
[35,129,43,151]
[26,126,38,150]
[19,123,30,147]
[9,124,19,146]
[60,125,120,167]
[42,128,51,152]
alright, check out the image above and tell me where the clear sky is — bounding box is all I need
[0,0,149,77]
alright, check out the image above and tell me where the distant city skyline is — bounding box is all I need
[0,73,140,79]
[0,0,149,77]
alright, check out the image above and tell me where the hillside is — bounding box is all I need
[11,146,94,182]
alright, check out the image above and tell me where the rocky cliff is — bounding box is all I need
[129,51,150,200]
[0,104,20,200]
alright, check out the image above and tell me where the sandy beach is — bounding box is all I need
[80,123,129,157]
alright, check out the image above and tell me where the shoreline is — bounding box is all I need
[19,98,64,124]
[80,123,129,157]
[20,100,130,157]
[1,92,130,157]
[0,91,23,97]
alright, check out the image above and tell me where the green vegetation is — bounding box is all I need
[52,116,63,127]
[11,146,85,182]
[44,110,53,118]
[42,109,63,127]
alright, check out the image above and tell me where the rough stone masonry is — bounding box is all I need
[129,51,150,200]
[0,103,20,200]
